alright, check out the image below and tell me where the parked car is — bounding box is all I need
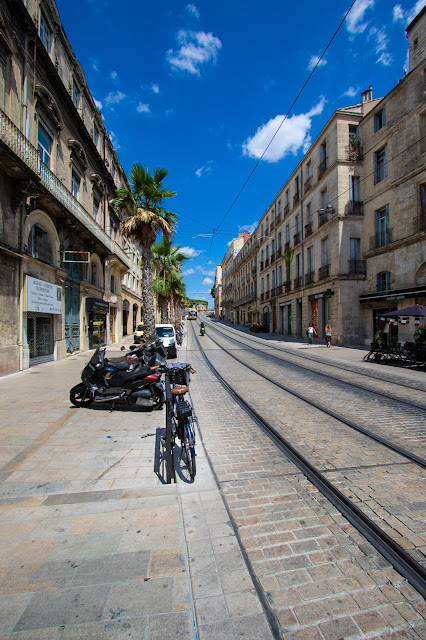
[155,324,177,358]
[134,323,144,344]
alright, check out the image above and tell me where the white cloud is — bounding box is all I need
[392,4,405,21]
[186,3,200,18]
[202,277,213,285]
[104,90,126,106]
[307,55,327,71]
[136,102,150,113]
[195,160,215,177]
[242,97,326,163]
[370,26,392,66]
[110,70,118,80]
[181,246,203,257]
[183,268,195,275]
[167,30,222,75]
[152,84,160,94]
[408,0,426,22]
[94,98,102,110]
[343,86,358,97]
[109,130,120,149]
[346,0,375,34]
[239,221,258,234]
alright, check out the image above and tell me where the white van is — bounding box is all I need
[155,324,177,358]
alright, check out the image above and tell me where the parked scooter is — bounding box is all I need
[69,341,167,410]
[199,322,205,336]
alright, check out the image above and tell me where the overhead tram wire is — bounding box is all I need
[193,0,358,293]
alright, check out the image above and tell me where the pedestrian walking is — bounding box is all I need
[307,322,314,345]
[325,323,332,348]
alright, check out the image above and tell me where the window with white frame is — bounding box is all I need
[350,176,360,202]
[377,271,390,292]
[93,125,99,148]
[375,204,390,247]
[93,193,100,223]
[374,107,386,132]
[38,120,53,167]
[71,166,81,200]
[285,225,290,244]
[321,236,329,266]
[374,145,388,184]
[307,246,314,274]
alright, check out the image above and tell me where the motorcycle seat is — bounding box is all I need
[172,384,188,395]
[107,359,131,369]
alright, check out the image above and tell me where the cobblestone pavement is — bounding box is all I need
[186,322,426,638]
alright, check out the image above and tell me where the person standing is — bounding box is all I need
[325,323,332,347]
[307,322,314,345]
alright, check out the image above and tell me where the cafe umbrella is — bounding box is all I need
[382,304,426,318]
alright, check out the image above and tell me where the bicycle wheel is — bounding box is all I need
[182,419,196,479]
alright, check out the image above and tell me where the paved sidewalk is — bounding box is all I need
[0,335,275,639]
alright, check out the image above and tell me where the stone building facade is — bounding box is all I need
[0,0,143,374]
[220,232,249,322]
[221,8,426,346]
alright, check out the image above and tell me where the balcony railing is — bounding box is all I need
[318,210,330,227]
[260,261,264,271]
[275,284,283,295]
[369,229,393,251]
[0,109,130,267]
[305,221,313,238]
[284,203,290,216]
[260,292,265,301]
[317,157,327,179]
[270,222,275,233]
[346,200,364,215]
[284,241,290,251]
[345,144,363,161]
[304,175,312,193]
[285,280,291,292]
[293,232,301,246]
[305,271,315,285]
[318,264,330,280]
[348,259,366,274]
[270,253,275,264]
[276,213,281,225]
[293,191,300,207]
[294,276,302,289]
[264,257,269,268]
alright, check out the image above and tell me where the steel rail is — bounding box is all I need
[190,323,426,598]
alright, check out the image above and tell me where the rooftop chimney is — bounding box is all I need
[361,85,373,102]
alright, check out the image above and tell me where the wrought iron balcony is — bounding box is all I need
[270,253,275,264]
[348,259,366,274]
[304,221,313,238]
[269,222,275,233]
[293,191,300,207]
[346,200,364,215]
[318,264,330,280]
[264,257,269,268]
[260,261,264,271]
[345,144,363,161]
[317,157,327,179]
[284,241,290,251]
[293,232,301,246]
[284,203,290,217]
[369,229,393,251]
[285,280,291,292]
[294,276,302,289]
[305,271,315,285]
[304,175,312,193]
[276,213,281,225]
[318,207,334,227]
[0,109,129,268]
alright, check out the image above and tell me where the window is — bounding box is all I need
[320,141,326,161]
[306,202,312,224]
[321,188,328,208]
[38,121,53,168]
[278,232,282,250]
[93,194,100,223]
[296,253,301,277]
[374,106,386,132]
[420,113,426,155]
[295,175,299,194]
[28,224,53,263]
[349,124,359,142]
[261,278,264,294]
[420,183,426,230]
[322,237,329,265]
[265,244,269,260]
[307,246,314,273]
[350,238,360,260]
[278,265,282,286]
[307,160,312,177]
[72,81,80,109]
[375,205,390,247]
[374,145,388,183]
[272,270,276,289]
[91,263,99,286]
[110,275,116,293]
[285,225,290,244]
[285,190,289,205]
[39,13,51,53]
[71,166,81,199]
[261,250,264,263]
[296,214,300,233]
[377,271,390,292]
[350,176,360,202]
[112,164,116,180]
[93,125,99,147]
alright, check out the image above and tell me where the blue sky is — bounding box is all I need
[56,0,425,306]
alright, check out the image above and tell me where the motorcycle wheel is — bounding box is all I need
[70,383,93,408]
[152,386,165,411]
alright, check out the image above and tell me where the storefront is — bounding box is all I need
[86,297,109,349]
[24,275,62,366]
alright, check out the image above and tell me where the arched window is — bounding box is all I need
[28,223,53,263]
[91,263,99,286]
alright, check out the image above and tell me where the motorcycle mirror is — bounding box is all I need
[121,346,125,350]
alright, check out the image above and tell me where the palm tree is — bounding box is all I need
[112,164,177,338]
[151,238,189,323]
[170,272,187,327]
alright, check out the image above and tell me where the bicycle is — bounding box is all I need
[164,363,196,480]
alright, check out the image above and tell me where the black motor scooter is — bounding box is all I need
[70,342,167,410]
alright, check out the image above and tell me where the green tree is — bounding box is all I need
[151,238,189,323]
[284,246,294,290]
[112,164,177,338]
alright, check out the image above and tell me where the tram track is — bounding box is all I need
[189,321,426,599]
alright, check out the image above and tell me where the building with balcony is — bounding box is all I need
[359,6,426,345]
[0,0,143,374]
[232,231,259,325]
[213,264,223,319]
[220,232,250,322]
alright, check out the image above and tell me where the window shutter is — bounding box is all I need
[382,105,386,126]
[385,204,390,231]
[384,145,388,179]
[374,152,378,184]
[376,273,381,292]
